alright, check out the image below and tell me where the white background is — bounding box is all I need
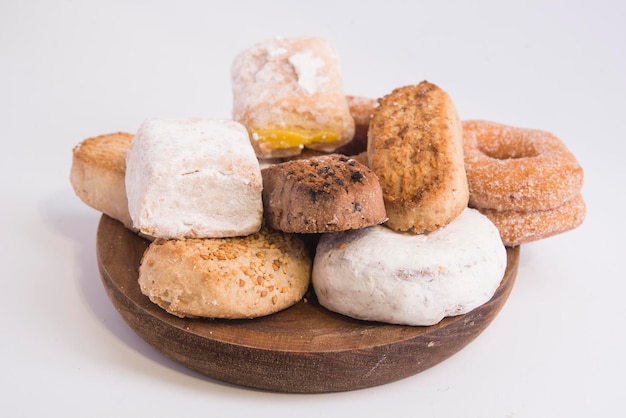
[2,0,624,417]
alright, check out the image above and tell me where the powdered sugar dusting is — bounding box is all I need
[266,46,287,58]
[312,208,507,326]
[288,50,325,94]
[125,118,263,239]
[230,36,355,156]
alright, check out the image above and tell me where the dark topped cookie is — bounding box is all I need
[261,154,387,233]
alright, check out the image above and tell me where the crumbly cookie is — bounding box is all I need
[367,82,469,233]
[262,154,387,233]
[138,227,312,319]
[70,132,135,230]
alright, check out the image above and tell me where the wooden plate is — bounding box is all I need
[96,214,519,393]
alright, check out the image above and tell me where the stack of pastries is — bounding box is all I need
[70,36,584,326]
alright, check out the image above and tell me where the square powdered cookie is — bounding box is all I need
[125,118,263,239]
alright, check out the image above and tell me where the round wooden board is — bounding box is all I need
[96,214,520,393]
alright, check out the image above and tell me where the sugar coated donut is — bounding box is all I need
[312,208,507,326]
[463,120,583,211]
[478,193,586,247]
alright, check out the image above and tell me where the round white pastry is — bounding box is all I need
[312,208,507,326]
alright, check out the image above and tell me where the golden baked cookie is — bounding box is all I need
[367,82,469,233]
[70,132,135,230]
[138,228,312,319]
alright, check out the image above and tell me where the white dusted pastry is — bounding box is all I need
[312,208,507,326]
[125,118,263,239]
[231,36,355,158]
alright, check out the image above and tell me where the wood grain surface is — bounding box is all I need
[96,214,520,393]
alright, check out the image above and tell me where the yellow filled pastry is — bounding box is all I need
[231,36,355,158]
